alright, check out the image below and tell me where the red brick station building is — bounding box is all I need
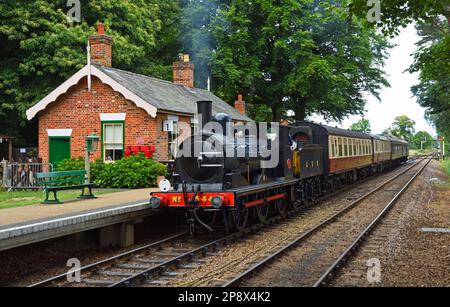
[26,23,250,166]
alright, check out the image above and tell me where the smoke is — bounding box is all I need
[181,0,220,89]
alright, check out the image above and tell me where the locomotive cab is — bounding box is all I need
[289,125,324,180]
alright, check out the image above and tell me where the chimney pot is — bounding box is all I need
[98,22,105,35]
[234,94,246,115]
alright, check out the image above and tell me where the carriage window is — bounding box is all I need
[331,138,336,158]
[338,138,343,157]
[343,138,348,156]
[334,139,338,157]
[349,139,353,156]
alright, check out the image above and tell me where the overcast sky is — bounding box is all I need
[308,24,436,137]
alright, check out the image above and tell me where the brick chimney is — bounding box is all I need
[234,94,246,115]
[89,22,113,67]
[173,54,194,88]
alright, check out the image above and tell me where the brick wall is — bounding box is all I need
[173,60,194,88]
[38,76,176,163]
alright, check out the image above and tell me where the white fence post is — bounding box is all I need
[2,159,8,188]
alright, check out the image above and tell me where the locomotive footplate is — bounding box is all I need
[150,178,300,233]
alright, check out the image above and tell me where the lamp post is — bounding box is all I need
[85,133,99,183]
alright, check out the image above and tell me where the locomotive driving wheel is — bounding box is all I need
[292,200,302,212]
[232,202,249,232]
[276,198,287,215]
[256,194,270,223]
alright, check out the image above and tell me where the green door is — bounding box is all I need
[49,137,71,168]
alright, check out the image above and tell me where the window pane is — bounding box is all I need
[105,125,114,143]
[105,149,114,161]
[114,149,123,160]
[114,125,123,144]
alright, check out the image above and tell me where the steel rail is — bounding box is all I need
[313,157,432,287]
[29,232,188,287]
[222,157,431,287]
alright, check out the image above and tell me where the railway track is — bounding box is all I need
[29,157,427,287]
[221,156,433,287]
[28,232,208,287]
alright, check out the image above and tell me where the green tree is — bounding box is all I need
[350,118,371,133]
[410,21,450,143]
[0,0,181,144]
[350,0,450,146]
[384,115,416,142]
[209,0,390,121]
[180,0,219,89]
[349,0,449,35]
[411,131,434,150]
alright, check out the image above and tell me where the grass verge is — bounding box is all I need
[0,189,121,209]
[441,159,450,178]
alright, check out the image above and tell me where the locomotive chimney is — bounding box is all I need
[197,100,212,129]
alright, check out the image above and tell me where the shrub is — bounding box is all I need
[56,157,104,182]
[56,157,84,172]
[94,154,167,189]
[56,154,166,189]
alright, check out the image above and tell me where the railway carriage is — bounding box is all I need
[371,134,392,172]
[387,135,409,165]
[150,101,409,234]
[294,122,373,174]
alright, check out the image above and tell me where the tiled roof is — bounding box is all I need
[96,65,251,122]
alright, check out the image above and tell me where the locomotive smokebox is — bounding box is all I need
[197,100,212,129]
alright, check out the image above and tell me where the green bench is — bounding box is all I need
[36,170,96,204]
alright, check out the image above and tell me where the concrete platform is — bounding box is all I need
[0,188,158,251]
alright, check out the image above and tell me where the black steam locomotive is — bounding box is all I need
[150,101,408,233]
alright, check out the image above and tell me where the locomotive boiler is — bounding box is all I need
[173,100,264,191]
